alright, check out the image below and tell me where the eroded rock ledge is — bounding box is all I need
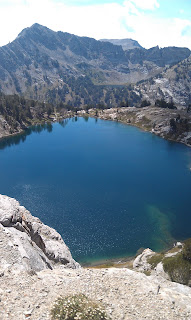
[0,194,80,272]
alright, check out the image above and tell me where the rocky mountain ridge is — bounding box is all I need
[0,23,190,108]
[100,38,143,50]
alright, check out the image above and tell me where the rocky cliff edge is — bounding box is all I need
[0,194,80,273]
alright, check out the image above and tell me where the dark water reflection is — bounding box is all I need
[0,120,72,150]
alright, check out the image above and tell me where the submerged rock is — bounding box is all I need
[0,194,80,273]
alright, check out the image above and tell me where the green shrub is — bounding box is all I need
[147,254,164,269]
[182,238,191,262]
[51,294,111,320]
[163,253,191,285]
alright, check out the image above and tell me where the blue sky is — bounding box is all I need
[0,0,191,49]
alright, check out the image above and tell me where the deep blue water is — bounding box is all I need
[0,117,191,264]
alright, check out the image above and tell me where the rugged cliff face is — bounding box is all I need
[0,194,79,272]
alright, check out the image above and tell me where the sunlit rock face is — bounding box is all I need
[0,194,80,273]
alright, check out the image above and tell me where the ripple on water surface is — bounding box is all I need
[0,117,191,263]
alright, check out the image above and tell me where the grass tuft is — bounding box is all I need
[147,254,164,269]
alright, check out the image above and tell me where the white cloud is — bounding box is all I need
[0,0,190,50]
[128,0,160,10]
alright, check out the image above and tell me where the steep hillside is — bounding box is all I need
[0,23,190,108]
[135,56,191,108]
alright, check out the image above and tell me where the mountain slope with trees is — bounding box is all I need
[0,23,190,108]
[0,92,67,139]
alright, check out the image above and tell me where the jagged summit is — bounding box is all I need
[17,23,48,38]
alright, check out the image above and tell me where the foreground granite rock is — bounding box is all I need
[1,266,191,319]
[0,194,79,272]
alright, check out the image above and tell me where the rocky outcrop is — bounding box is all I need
[0,194,79,273]
[133,248,155,271]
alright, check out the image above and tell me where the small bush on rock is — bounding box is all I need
[51,294,111,320]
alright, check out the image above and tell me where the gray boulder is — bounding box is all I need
[133,248,155,271]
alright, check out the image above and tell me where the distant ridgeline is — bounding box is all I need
[0,23,190,109]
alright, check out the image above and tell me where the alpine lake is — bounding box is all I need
[0,116,191,265]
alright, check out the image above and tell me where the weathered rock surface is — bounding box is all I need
[133,248,155,271]
[0,266,191,319]
[132,248,169,280]
[0,194,79,272]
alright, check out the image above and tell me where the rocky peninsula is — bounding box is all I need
[0,195,191,319]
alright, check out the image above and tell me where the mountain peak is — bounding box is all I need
[16,23,54,39]
[31,23,44,29]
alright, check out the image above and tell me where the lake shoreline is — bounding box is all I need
[78,107,191,149]
[81,254,135,269]
[1,107,191,148]
[81,240,184,269]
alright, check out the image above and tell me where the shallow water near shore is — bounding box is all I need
[0,117,191,264]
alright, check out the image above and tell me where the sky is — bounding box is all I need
[0,0,191,49]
